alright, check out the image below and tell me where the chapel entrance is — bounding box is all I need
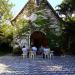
[30,31,48,55]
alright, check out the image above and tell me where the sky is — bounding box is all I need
[9,0,63,16]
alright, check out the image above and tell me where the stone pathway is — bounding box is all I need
[0,55,75,75]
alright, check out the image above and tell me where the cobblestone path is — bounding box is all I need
[0,55,75,75]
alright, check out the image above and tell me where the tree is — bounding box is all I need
[56,0,75,21]
[56,0,75,54]
[0,0,13,35]
[0,0,13,54]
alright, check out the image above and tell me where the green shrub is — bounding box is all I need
[13,45,22,56]
[0,42,13,56]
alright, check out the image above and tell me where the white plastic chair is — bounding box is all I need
[22,51,28,59]
[44,51,49,59]
[43,48,54,59]
[49,51,54,59]
[29,51,36,59]
[22,47,28,59]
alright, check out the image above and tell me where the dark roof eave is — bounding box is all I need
[46,1,63,22]
[11,0,29,22]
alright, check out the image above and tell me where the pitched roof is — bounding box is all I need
[11,0,61,21]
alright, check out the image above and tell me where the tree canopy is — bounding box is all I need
[0,0,14,40]
[56,0,75,21]
[0,0,14,54]
[0,0,13,20]
[56,0,75,54]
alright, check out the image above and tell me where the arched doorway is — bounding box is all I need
[30,31,48,54]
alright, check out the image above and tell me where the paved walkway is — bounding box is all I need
[0,55,75,75]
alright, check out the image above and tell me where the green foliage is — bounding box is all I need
[0,24,14,55]
[1,25,13,37]
[16,18,28,30]
[70,17,75,22]
[0,0,13,38]
[33,11,60,49]
[56,0,75,54]
[26,0,35,16]
[46,31,59,49]
[36,12,43,15]
[0,0,14,54]
[0,0,13,19]
[62,0,75,10]
[34,11,51,31]
[13,45,22,55]
[34,15,48,26]
[39,0,47,9]
[57,0,75,21]
[15,18,29,37]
